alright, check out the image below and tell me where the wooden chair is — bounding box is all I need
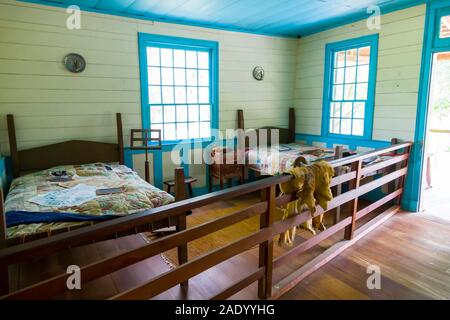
[164,176,198,198]
[208,147,245,191]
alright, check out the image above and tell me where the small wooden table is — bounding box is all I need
[129,129,161,183]
[164,177,198,198]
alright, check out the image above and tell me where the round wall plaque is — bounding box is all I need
[253,66,264,81]
[63,53,86,73]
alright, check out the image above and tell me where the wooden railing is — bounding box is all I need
[0,142,412,300]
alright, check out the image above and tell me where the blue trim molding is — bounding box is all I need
[321,34,379,141]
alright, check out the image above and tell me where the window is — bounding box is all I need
[440,15,450,39]
[138,33,218,142]
[322,34,378,139]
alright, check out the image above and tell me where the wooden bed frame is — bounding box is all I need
[237,107,296,146]
[0,141,412,299]
[0,114,187,252]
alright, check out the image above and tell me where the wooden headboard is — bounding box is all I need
[7,113,125,178]
[237,108,296,147]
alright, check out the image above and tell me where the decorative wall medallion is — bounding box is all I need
[253,66,264,81]
[63,53,86,73]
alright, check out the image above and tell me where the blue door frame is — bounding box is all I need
[403,0,450,212]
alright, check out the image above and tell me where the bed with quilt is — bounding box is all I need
[4,163,174,242]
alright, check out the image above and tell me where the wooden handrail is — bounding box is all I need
[0,142,412,266]
[0,141,412,300]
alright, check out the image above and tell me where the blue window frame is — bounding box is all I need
[321,34,379,140]
[138,33,219,142]
[434,7,450,48]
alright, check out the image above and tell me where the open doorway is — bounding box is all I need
[422,51,450,220]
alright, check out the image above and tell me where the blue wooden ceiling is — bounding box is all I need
[22,0,426,37]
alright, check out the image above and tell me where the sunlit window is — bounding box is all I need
[324,35,378,139]
[139,34,217,142]
[440,15,450,39]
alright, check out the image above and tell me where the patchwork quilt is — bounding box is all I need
[5,163,174,239]
[246,143,337,175]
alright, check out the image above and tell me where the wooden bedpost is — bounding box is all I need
[116,113,124,165]
[237,109,244,130]
[7,114,20,178]
[174,167,188,288]
[0,188,9,295]
[288,108,296,143]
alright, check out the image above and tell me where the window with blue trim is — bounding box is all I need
[138,33,218,142]
[322,34,378,139]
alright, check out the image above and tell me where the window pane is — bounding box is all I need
[353,102,365,118]
[162,86,174,104]
[186,51,197,68]
[341,119,351,135]
[174,69,186,86]
[161,67,173,85]
[187,87,198,103]
[198,70,209,86]
[164,105,175,123]
[342,102,353,118]
[186,69,198,86]
[188,122,200,139]
[147,47,160,66]
[174,49,185,67]
[149,86,161,104]
[198,51,209,69]
[164,123,176,140]
[345,48,357,67]
[152,123,163,140]
[357,65,369,83]
[200,105,211,121]
[198,87,209,103]
[330,118,340,134]
[344,84,355,100]
[356,83,368,100]
[174,86,187,103]
[335,51,345,68]
[199,122,211,138]
[148,67,160,85]
[358,46,371,65]
[150,105,163,123]
[176,123,188,140]
[352,119,364,136]
[333,85,343,100]
[160,48,173,67]
[177,105,188,122]
[188,105,199,122]
[440,15,450,39]
[345,66,356,83]
[330,102,341,117]
[334,68,344,84]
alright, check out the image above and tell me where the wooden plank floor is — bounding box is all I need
[6,197,450,300]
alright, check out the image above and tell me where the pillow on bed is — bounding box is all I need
[74,163,109,177]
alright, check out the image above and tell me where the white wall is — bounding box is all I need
[0,0,297,154]
[294,5,426,141]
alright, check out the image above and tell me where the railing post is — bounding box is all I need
[344,160,362,240]
[396,145,411,206]
[333,145,344,224]
[258,185,275,299]
[174,167,189,288]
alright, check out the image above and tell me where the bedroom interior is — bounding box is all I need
[0,0,449,302]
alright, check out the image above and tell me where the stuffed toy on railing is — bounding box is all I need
[276,160,335,246]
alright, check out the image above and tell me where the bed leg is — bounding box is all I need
[174,167,189,288]
[0,189,9,295]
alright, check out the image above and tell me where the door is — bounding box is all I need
[421,51,450,219]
